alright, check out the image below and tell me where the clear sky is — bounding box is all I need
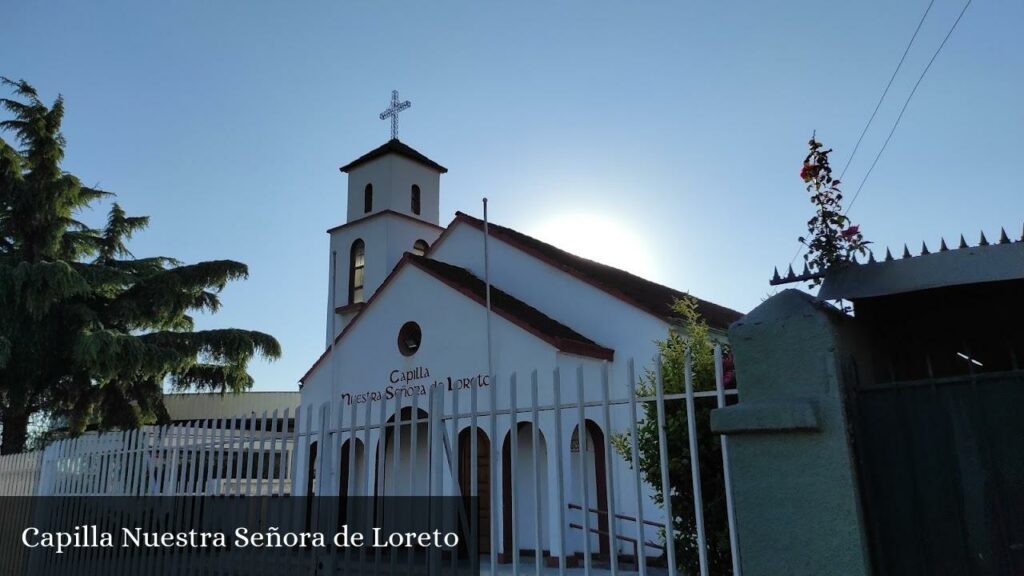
[4,1,1022,390]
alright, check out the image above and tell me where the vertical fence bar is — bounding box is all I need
[450,375,461,575]
[391,384,403,497]
[576,365,593,573]
[375,395,389,569]
[174,423,188,495]
[470,364,480,565]
[289,405,302,496]
[600,362,620,576]
[685,351,709,576]
[346,401,356,499]
[489,368,498,576]
[125,428,141,496]
[193,420,211,496]
[408,391,420,569]
[552,367,567,576]
[333,397,346,569]
[157,425,174,495]
[409,390,420,497]
[627,359,648,576]
[530,370,543,576]
[431,383,445,574]
[215,417,231,496]
[331,402,342,504]
[361,397,373,569]
[715,345,742,576]
[233,416,247,496]
[654,356,679,576]
[317,403,330,499]
[278,408,289,497]
[256,410,270,496]
[509,372,519,573]
[205,419,221,495]
[304,405,314,496]
[376,395,387,501]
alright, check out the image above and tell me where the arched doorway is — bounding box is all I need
[458,428,492,554]
[571,420,610,559]
[379,407,430,496]
[502,423,550,562]
[338,438,365,525]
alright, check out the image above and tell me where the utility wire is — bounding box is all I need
[781,0,972,278]
[839,0,936,181]
[845,0,973,215]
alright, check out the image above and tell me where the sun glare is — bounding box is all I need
[527,212,657,279]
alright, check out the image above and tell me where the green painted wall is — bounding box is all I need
[712,289,871,576]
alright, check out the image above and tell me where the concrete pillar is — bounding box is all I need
[711,289,871,576]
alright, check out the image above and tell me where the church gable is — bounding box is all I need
[300,255,613,392]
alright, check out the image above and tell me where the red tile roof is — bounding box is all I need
[448,212,745,331]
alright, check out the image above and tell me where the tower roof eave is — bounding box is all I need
[339,138,448,174]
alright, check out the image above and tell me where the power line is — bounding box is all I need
[839,0,936,181]
[845,0,973,215]
[782,1,938,275]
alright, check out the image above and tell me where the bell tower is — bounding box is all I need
[324,137,448,344]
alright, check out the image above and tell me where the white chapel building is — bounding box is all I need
[297,136,743,562]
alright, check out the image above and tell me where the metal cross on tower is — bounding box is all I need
[379,90,411,140]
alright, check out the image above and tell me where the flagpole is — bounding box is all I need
[483,198,494,382]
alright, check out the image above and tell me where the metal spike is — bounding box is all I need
[920,241,930,256]
[999,228,1010,244]
[771,267,781,282]
[802,262,810,276]
[939,238,949,252]
[851,253,859,264]
[786,264,795,279]
[979,231,989,246]
[885,248,894,262]
[868,252,877,264]
[902,244,912,259]
[959,234,968,249]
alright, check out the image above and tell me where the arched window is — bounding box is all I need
[412,239,429,256]
[349,239,365,303]
[363,184,373,213]
[411,185,421,215]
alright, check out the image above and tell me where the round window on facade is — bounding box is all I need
[397,321,422,356]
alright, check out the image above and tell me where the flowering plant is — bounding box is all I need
[798,137,870,285]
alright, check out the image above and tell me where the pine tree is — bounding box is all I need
[0,78,281,454]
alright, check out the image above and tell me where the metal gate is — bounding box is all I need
[851,368,1024,575]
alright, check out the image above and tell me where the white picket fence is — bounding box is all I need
[37,416,297,499]
[3,348,740,576]
[0,450,42,496]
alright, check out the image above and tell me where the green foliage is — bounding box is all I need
[798,136,870,285]
[611,295,734,575]
[0,78,281,453]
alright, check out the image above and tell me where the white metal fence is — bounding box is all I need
[9,348,740,576]
[0,450,42,496]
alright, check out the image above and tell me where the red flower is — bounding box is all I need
[841,225,860,239]
[800,163,818,182]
